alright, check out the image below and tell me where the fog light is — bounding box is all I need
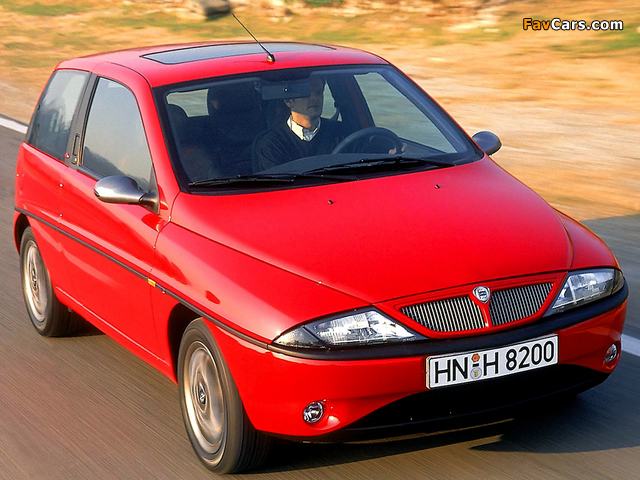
[605,343,619,363]
[303,401,324,424]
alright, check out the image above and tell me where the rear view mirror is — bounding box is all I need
[257,80,311,101]
[472,131,502,156]
[94,175,159,211]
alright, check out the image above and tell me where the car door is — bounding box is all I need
[58,73,164,358]
[15,69,90,299]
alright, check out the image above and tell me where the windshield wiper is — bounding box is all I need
[189,174,295,188]
[188,172,352,188]
[300,156,453,176]
[187,157,448,188]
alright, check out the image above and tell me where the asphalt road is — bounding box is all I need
[1,124,638,479]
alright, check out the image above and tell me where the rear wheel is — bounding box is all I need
[178,319,271,473]
[19,227,83,336]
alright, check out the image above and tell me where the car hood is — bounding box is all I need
[172,157,572,304]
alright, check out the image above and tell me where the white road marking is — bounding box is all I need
[0,116,27,134]
[622,334,640,358]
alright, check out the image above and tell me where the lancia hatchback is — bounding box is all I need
[14,42,627,473]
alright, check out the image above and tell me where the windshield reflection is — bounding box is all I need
[162,65,481,189]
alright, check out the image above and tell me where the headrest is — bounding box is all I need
[167,103,188,125]
[208,81,260,115]
[166,104,189,141]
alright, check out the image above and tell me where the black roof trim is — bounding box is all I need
[142,43,333,65]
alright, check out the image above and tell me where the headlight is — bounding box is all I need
[273,309,425,348]
[546,268,624,315]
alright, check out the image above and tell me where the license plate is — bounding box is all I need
[426,335,558,389]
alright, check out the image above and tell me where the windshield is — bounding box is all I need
[158,65,482,190]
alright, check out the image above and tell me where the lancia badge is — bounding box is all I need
[473,286,491,303]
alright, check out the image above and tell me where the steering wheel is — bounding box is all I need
[332,127,403,154]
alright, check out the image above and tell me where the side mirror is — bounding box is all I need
[472,131,502,156]
[94,175,158,211]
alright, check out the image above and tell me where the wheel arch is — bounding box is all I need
[14,212,30,252]
[166,302,201,381]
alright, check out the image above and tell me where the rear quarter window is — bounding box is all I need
[27,69,89,161]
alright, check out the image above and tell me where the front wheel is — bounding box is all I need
[178,319,271,473]
[19,226,83,336]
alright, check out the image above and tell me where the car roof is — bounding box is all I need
[57,41,389,87]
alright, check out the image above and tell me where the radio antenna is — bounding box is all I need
[232,13,275,63]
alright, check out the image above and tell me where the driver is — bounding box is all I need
[254,75,349,171]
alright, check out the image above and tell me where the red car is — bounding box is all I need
[14,42,627,473]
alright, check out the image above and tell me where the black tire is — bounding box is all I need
[19,227,83,337]
[178,319,271,473]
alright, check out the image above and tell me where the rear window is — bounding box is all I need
[27,69,88,161]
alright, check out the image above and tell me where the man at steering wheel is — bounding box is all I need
[254,75,349,171]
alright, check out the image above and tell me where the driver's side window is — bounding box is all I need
[355,73,456,153]
[82,78,154,192]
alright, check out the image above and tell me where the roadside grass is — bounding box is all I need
[0,0,639,97]
[547,25,639,57]
[1,0,97,16]
[14,2,88,16]
[456,26,520,44]
[598,27,640,52]
[300,0,345,6]
[2,1,638,57]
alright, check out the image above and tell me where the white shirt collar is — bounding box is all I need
[288,116,321,142]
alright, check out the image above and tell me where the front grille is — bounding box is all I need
[401,282,554,333]
[490,283,553,326]
[401,296,484,332]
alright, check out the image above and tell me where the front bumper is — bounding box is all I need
[315,364,607,442]
[209,282,627,439]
